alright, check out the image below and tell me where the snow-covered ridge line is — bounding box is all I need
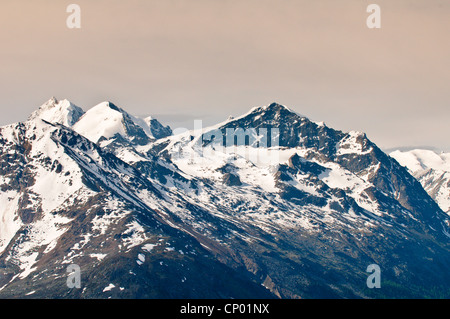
[28,97,173,144]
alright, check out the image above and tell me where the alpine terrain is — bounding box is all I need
[391,149,450,216]
[0,98,449,299]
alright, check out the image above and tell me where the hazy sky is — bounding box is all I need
[1,0,449,151]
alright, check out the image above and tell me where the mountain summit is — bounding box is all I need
[29,97,84,127]
[0,100,449,299]
[29,98,173,146]
[72,101,153,145]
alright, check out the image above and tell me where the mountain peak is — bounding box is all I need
[244,102,305,120]
[249,102,288,112]
[264,102,296,112]
[218,102,306,130]
[47,96,58,105]
[72,101,172,144]
[90,101,122,113]
[29,97,84,127]
[267,102,286,109]
[38,96,60,110]
[73,101,138,144]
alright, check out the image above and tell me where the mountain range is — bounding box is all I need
[0,98,449,299]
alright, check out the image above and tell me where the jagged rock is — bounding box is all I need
[222,172,242,186]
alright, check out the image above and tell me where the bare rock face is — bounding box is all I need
[222,173,242,186]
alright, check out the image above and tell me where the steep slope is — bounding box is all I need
[390,149,450,215]
[139,102,450,298]
[0,116,273,298]
[144,116,173,140]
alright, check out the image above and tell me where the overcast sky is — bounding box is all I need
[1,0,449,151]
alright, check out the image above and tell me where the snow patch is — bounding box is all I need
[103,283,115,292]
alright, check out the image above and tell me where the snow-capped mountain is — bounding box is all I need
[0,99,449,299]
[72,101,172,145]
[390,149,450,215]
[29,97,84,127]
